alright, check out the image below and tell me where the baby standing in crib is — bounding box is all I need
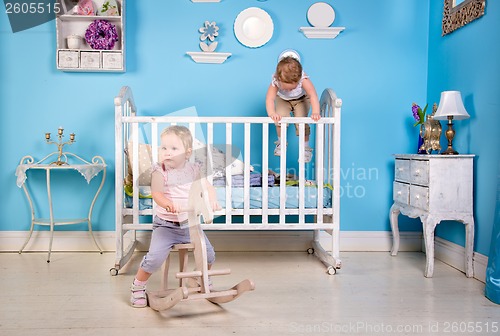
[265,54,321,163]
[130,125,220,308]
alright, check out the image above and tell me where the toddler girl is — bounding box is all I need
[130,125,219,308]
[265,55,320,163]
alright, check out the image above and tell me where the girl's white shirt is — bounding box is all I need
[272,71,309,100]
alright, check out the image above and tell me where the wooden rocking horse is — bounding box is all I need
[146,179,255,311]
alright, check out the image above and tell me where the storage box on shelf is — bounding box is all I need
[55,0,125,72]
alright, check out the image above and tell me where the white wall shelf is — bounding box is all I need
[299,27,345,39]
[186,52,231,64]
[55,0,125,72]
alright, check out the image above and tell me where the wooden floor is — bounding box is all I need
[0,251,498,336]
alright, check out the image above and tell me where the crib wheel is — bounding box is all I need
[327,266,336,275]
[307,248,315,254]
[109,267,118,276]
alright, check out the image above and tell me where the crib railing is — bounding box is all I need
[115,87,341,229]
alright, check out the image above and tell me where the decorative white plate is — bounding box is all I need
[307,2,335,27]
[234,7,274,48]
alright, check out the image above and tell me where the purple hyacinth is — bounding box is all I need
[412,103,420,122]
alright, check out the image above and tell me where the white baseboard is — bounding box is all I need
[1,230,487,282]
[0,230,422,253]
[434,237,488,283]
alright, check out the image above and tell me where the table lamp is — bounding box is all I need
[433,91,470,155]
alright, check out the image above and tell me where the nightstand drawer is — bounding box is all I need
[395,159,410,182]
[410,160,429,186]
[409,185,429,210]
[393,182,409,204]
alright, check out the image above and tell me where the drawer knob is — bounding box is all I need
[415,195,420,199]
[397,191,401,195]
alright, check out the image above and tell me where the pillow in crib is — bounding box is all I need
[125,139,252,186]
[125,142,154,186]
[192,138,253,177]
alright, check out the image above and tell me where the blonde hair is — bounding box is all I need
[160,125,193,152]
[276,56,303,84]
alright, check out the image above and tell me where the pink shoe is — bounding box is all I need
[130,282,147,308]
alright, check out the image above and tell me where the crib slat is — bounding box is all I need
[298,123,305,225]
[316,123,324,224]
[151,123,158,160]
[151,122,159,219]
[243,123,251,225]
[188,123,196,163]
[225,123,232,224]
[132,123,139,227]
[328,116,334,188]
[262,124,269,224]
[279,121,287,225]
[332,98,342,259]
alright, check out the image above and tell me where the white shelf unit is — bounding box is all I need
[55,0,125,72]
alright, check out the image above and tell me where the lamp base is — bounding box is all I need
[440,116,459,155]
[441,146,458,155]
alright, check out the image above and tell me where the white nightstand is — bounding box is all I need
[389,154,475,277]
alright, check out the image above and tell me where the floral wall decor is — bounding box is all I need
[187,20,231,64]
[199,21,219,52]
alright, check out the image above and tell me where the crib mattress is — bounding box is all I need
[125,186,332,210]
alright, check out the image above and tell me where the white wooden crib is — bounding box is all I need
[111,86,343,275]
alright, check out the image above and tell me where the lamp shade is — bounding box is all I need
[434,91,470,120]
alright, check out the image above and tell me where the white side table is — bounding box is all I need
[389,154,474,277]
[16,152,106,262]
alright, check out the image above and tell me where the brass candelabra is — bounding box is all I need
[45,127,75,165]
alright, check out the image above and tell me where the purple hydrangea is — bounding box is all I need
[85,20,119,50]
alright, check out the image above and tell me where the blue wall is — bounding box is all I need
[427,0,500,256]
[1,1,496,256]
